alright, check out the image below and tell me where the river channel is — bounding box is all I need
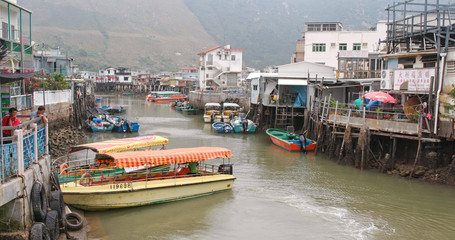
[83,95,455,240]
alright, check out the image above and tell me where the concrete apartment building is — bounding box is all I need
[291,22,387,69]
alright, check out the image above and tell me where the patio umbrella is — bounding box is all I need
[363,91,397,104]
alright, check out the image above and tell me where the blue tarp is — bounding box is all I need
[287,86,307,107]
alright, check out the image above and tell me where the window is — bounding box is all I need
[124,77,128,81]
[339,43,347,50]
[353,43,361,51]
[231,55,236,61]
[312,43,326,52]
[2,22,7,39]
[253,85,258,91]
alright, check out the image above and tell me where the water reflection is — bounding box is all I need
[84,95,455,240]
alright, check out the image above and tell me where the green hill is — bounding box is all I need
[20,0,391,71]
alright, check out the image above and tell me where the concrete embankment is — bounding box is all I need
[188,91,251,112]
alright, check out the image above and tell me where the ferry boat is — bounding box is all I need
[146,91,187,102]
[266,128,316,152]
[60,147,235,211]
[58,135,170,184]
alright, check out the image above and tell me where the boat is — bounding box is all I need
[221,103,241,122]
[146,91,187,102]
[266,128,316,152]
[95,96,102,102]
[101,106,127,114]
[59,135,170,184]
[122,93,133,96]
[85,108,114,132]
[60,147,236,211]
[170,100,184,108]
[230,118,257,133]
[112,116,139,133]
[212,122,233,133]
[182,107,197,115]
[203,103,221,123]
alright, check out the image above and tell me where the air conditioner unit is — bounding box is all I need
[380,70,393,90]
[216,51,221,55]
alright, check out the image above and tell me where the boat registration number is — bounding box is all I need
[110,183,132,190]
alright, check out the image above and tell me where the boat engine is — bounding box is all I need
[218,164,233,174]
[211,112,216,123]
[242,119,248,132]
[126,120,133,133]
[299,134,307,153]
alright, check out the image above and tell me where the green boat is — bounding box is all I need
[182,108,197,115]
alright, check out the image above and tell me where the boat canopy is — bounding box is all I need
[223,103,240,108]
[69,135,169,154]
[96,147,232,168]
[205,103,221,107]
[149,91,181,95]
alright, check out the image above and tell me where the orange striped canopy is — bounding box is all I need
[96,147,232,168]
[69,135,169,154]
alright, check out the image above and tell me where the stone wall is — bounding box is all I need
[21,102,73,128]
[188,91,251,112]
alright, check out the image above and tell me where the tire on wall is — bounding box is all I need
[29,222,51,240]
[31,181,48,222]
[49,190,66,224]
[45,210,60,240]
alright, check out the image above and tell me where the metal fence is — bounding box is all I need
[0,117,48,182]
[10,95,33,110]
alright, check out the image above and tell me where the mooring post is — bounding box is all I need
[337,109,352,164]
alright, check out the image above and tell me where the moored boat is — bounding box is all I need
[203,103,221,123]
[112,116,139,133]
[212,122,233,133]
[146,91,187,102]
[59,135,170,184]
[230,118,256,133]
[221,103,241,122]
[266,128,316,152]
[85,108,114,132]
[60,147,236,211]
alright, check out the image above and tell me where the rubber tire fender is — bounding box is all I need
[31,181,48,222]
[45,210,60,240]
[29,222,51,240]
[234,98,240,104]
[51,172,61,191]
[65,212,84,231]
[49,190,66,222]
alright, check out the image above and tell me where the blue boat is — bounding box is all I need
[212,122,233,133]
[86,108,114,132]
[112,116,139,133]
[95,96,102,102]
[230,118,257,133]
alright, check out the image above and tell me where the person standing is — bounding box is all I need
[2,107,21,138]
[30,106,48,125]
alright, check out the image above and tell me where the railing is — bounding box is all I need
[0,117,48,182]
[336,70,381,79]
[10,95,33,110]
[60,162,227,187]
[311,97,427,132]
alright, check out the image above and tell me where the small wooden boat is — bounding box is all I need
[101,106,127,114]
[60,147,235,211]
[230,118,256,133]
[266,128,316,152]
[85,108,114,132]
[212,122,233,133]
[203,103,221,123]
[122,93,133,96]
[95,96,102,102]
[146,91,187,102]
[182,108,197,115]
[59,135,170,184]
[112,116,139,133]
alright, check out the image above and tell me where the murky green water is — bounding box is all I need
[83,95,455,240]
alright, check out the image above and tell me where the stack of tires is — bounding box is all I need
[29,173,84,240]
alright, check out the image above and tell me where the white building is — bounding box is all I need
[292,22,387,69]
[98,67,116,82]
[198,45,243,91]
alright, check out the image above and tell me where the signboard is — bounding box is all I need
[339,50,369,58]
[393,68,435,92]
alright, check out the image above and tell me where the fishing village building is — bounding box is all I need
[198,45,243,92]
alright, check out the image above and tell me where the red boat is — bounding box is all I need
[146,91,187,102]
[266,128,316,152]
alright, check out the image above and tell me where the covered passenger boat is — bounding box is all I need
[60,147,236,211]
[146,91,187,102]
[59,135,169,183]
[203,103,221,123]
